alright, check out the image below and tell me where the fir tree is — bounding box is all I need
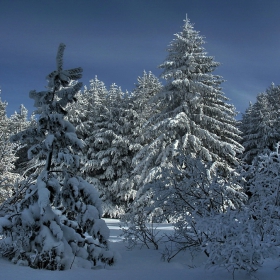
[0,44,115,270]
[81,83,140,217]
[9,105,35,176]
[132,17,243,190]
[131,71,162,146]
[122,16,245,256]
[0,91,19,203]
[68,73,161,217]
[241,84,280,164]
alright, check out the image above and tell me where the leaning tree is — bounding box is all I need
[0,44,115,270]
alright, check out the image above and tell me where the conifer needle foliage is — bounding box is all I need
[0,44,115,270]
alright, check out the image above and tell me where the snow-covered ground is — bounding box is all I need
[0,219,279,280]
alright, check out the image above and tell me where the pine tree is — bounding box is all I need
[80,82,140,217]
[67,73,161,218]
[9,104,35,176]
[0,44,115,269]
[203,146,280,273]
[241,84,280,164]
[131,71,162,146]
[0,91,19,203]
[132,17,243,189]
[132,71,162,120]
[122,16,245,254]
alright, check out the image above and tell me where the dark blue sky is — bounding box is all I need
[1,0,280,118]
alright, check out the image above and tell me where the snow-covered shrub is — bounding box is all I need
[246,144,280,249]
[202,208,277,274]
[155,149,280,274]
[121,210,163,250]
[240,84,280,164]
[0,44,116,270]
[190,146,280,274]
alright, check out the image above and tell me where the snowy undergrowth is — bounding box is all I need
[0,219,279,280]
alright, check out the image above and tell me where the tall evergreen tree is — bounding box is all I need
[68,72,161,218]
[122,16,245,253]
[10,104,29,133]
[131,71,162,145]
[241,84,280,164]
[9,104,35,175]
[132,17,243,191]
[67,76,108,141]
[80,83,140,217]
[1,44,115,269]
[0,92,19,203]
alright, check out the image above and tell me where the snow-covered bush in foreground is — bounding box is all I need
[123,151,280,274]
[0,44,116,270]
[202,208,278,274]
[162,147,280,274]
[247,144,280,243]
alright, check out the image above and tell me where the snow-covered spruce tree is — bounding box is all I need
[130,71,162,146]
[0,44,115,269]
[131,71,162,123]
[105,74,165,217]
[9,105,36,176]
[122,17,245,253]
[90,71,162,220]
[129,17,243,208]
[67,76,108,141]
[68,73,161,218]
[80,82,142,218]
[239,101,254,164]
[131,17,243,191]
[240,84,280,164]
[66,77,113,215]
[0,92,19,203]
[10,104,29,134]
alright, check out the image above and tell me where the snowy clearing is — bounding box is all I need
[0,219,279,280]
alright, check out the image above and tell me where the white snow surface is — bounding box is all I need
[0,219,279,280]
